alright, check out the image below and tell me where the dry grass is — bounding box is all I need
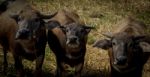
[0,0,150,77]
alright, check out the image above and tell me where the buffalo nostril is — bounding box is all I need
[69,37,78,43]
[15,29,30,39]
[21,29,29,34]
[71,38,77,41]
[116,56,127,65]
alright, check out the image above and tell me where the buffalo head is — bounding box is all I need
[60,23,94,51]
[11,6,56,40]
[93,32,150,71]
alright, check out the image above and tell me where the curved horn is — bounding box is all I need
[102,32,113,38]
[37,12,57,19]
[83,25,95,29]
[133,35,145,41]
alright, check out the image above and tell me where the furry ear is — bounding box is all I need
[102,32,113,38]
[133,35,150,52]
[46,21,60,30]
[83,25,95,34]
[37,11,57,19]
[10,14,19,22]
[93,39,112,50]
[59,26,66,33]
[133,35,145,41]
[139,42,150,52]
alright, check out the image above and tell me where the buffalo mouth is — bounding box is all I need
[113,61,128,69]
[15,34,30,40]
[15,32,36,40]
[66,40,80,49]
[112,62,137,73]
[66,42,81,53]
[15,29,31,40]
[67,43,80,49]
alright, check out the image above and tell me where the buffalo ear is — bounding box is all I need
[46,21,60,30]
[102,32,113,38]
[59,26,66,33]
[139,42,150,52]
[133,35,145,41]
[37,12,57,19]
[10,14,19,22]
[93,39,112,50]
[83,26,95,34]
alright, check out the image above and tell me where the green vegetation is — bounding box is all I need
[0,0,150,77]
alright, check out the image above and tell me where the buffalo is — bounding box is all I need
[11,5,57,77]
[93,17,150,77]
[0,0,17,74]
[0,12,18,74]
[47,9,94,77]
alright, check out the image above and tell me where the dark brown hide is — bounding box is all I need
[11,5,56,77]
[93,17,150,77]
[47,9,91,77]
[0,13,18,74]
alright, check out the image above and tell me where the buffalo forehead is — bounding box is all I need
[67,23,82,30]
[19,8,38,20]
[113,33,133,42]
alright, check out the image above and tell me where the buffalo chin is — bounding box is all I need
[112,64,137,74]
[66,43,82,55]
[113,63,128,69]
[67,44,79,48]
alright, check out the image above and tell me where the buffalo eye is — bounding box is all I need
[128,42,133,47]
[80,28,85,33]
[112,42,116,45]
[112,40,117,46]
[65,28,69,33]
[18,17,21,21]
[18,16,24,21]
[35,18,39,22]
